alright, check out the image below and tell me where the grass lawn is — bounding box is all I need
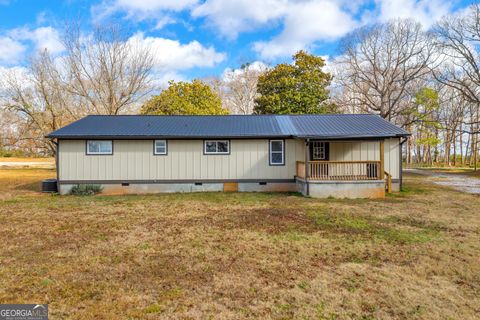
[0,169,479,319]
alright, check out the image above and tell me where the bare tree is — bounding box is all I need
[0,108,24,150]
[206,63,266,114]
[62,24,154,115]
[1,23,155,155]
[433,4,480,105]
[1,55,74,154]
[433,4,480,169]
[204,76,228,108]
[333,19,438,123]
[222,63,266,114]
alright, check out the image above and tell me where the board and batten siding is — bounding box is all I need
[328,138,400,179]
[58,139,305,181]
[384,138,400,179]
[58,138,400,182]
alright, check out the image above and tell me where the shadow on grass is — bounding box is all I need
[386,185,428,198]
[307,210,441,244]
[180,204,441,246]
[15,181,42,192]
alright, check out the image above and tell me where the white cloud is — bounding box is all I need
[221,61,268,81]
[249,0,454,60]
[115,0,197,13]
[151,71,186,88]
[191,0,456,60]
[128,33,226,72]
[136,33,225,86]
[28,27,64,55]
[192,0,288,39]
[0,37,26,65]
[375,0,453,28]
[36,11,48,25]
[8,26,64,56]
[191,0,361,59]
[154,16,177,30]
[92,0,198,26]
[89,0,459,63]
[254,0,356,60]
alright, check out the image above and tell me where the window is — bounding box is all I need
[154,140,167,155]
[269,140,284,165]
[312,142,327,160]
[86,140,112,155]
[204,140,230,154]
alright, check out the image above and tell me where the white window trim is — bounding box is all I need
[204,140,230,155]
[269,140,285,165]
[312,141,327,160]
[86,140,113,155]
[154,140,168,155]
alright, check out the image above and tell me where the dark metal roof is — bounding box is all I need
[47,114,410,139]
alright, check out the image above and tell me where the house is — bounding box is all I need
[47,114,410,198]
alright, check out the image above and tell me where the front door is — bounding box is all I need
[309,141,330,178]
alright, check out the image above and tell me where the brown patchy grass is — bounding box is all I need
[0,169,479,319]
[0,168,56,199]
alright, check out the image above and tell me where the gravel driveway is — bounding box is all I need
[407,168,480,194]
[0,161,54,168]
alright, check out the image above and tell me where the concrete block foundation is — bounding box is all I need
[59,181,298,195]
[59,179,389,199]
[296,179,386,199]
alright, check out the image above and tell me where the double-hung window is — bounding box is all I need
[154,140,167,155]
[269,140,285,165]
[86,140,113,155]
[204,140,230,154]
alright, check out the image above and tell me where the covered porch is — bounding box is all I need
[294,139,394,198]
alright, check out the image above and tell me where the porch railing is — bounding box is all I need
[296,161,382,181]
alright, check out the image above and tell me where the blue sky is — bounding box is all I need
[0,0,472,82]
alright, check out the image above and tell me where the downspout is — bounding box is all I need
[49,138,59,192]
[305,138,310,196]
[399,137,408,191]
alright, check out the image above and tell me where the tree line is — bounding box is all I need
[1,4,480,169]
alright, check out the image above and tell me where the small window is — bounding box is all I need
[269,140,284,165]
[154,140,167,155]
[312,142,327,160]
[204,140,230,154]
[86,140,112,155]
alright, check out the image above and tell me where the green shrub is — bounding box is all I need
[70,184,103,196]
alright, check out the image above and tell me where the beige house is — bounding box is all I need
[48,115,409,198]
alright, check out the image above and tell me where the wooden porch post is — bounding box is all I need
[379,140,385,180]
